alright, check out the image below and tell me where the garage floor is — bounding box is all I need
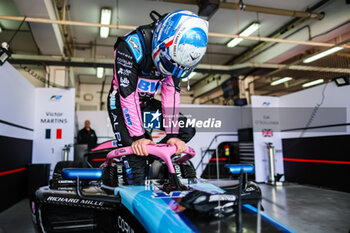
[0,199,34,233]
[0,183,349,233]
[260,183,350,233]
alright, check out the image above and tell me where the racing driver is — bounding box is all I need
[107,10,209,184]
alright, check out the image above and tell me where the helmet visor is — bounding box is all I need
[159,51,193,79]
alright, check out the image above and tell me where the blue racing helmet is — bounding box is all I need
[152,10,208,79]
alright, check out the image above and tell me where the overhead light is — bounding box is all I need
[227,22,261,48]
[100,8,112,38]
[303,47,344,63]
[96,67,104,78]
[182,72,197,82]
[270,77,293,86]
[302,79,324,88]
[333,75,350,87]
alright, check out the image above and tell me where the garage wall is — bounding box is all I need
[279,82,350,192]
[0,62,35,211]
[75,110,114,144]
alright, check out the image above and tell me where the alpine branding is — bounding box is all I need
[152,191,191,198]
[111,112,118,121]
[115,132,122,141]
[126,34,142,63]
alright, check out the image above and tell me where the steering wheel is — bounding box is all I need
[106,144,196,174]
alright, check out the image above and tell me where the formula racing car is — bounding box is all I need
[30,143,294,233]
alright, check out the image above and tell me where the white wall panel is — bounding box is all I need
[0,62,35,139]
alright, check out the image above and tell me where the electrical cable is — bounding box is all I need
[283,82,329,152]
[116,0,119,29]
[299,82,328,138]
[8,16,27,45]
[20,64,66,88]
[235,0,240,35]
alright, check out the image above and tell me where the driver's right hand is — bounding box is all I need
[131,138,156,156]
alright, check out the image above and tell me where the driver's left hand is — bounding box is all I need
[167,138,186,155]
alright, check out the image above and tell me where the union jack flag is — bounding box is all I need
[262,129,273,137]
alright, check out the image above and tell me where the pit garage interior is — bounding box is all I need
[0,0,350,232]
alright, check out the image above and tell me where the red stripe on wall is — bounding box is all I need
[92,158,106,162]
[0,167,27,176]
[283,158,350,165]
[210,158,227,161]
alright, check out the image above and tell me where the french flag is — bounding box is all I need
[45,129,62,139]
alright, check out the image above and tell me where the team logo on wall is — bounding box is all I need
[262,101,271,106]
[262,129,273,137]
[50,95,63,101]
[143,110,161,129]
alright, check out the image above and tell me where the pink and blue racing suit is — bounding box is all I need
[107,24,195,184]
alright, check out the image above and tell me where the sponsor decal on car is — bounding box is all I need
[46,196,104,206]
[174,164,182,179]
[209,194,236,202]
[151,191,191,198]
[117,216,135,233]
